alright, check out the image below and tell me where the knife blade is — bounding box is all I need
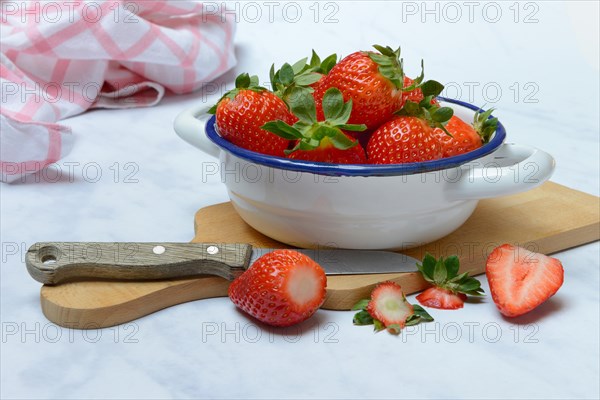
[250,248,419,275]
[25,242,419,285]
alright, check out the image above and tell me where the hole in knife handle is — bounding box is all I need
[38,245,61,267]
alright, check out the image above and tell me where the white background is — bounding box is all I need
[1,1,599,399]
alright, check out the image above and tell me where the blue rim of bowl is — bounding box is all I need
[205,97,506,177]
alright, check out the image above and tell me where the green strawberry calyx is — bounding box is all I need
[395,80,455,136]
[208,73,266,114]
[417,253,485,297]
[366,44,406,90]
[473,107,499,144]
[352,299,434,335]
[270,50,337,107]
[262,87,366,155]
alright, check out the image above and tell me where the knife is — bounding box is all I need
[26,242,419,285]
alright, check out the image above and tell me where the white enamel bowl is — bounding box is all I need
[174,98,555,250]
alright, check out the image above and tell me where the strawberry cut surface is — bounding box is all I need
[228,250,327,327]
[486,244,564,317]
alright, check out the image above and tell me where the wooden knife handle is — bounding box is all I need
[26,242,253,285]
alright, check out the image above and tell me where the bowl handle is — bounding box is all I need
[446,143,555,201]
[174,105,220,158]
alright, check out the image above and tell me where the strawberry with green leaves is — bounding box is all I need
[352,281,433,335]
[262,87,368,163]
[432,108,498,158]
[416,254,484,310]
[366,80,454,164]
[313,45,407,130]
[210,73,294,157]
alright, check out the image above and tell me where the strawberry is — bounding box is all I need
[432,108,498,158]
[288,135,367,163]
[366,78,455,164]
[262,87,367,164]
[486,244,564,317]
[313,45,408,129]
[416,287,467,310]
[228,249,327,327]
[366,116,443,164]
[352,281,433,334]
[416,254,484,310]
[402,76,424,104]
[209,73,294,157]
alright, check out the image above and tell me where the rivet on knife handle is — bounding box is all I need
[25,242,253,285]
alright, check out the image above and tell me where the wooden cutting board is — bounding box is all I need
[40,182,599,329]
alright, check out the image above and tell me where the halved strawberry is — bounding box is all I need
[366,282,414,333]
[416,287,467,310]
[486,244,564,317]
[416,254,484,310]
[228,250,327,327]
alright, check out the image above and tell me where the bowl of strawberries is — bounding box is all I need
[175,45,555,250]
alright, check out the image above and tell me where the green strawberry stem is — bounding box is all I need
[395,78,454,136]
[473,108,499,144]
[208,73,265,114]
[262,88,366,154]
[270,51,337,107]
[367,44,405,90]
[416,253,485,297]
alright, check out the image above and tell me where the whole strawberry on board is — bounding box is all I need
[209,73,294,157]
[486,244,564,317]
[262,87,368,163]
[314,45,442,130]
[270,50,337,108]
[352,281,433,335]
[228,250,327,327]
[432,108,499,158]
[416,254,484,310]
[367,80,454,164]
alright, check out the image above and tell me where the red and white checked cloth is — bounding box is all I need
[0,0,236,183]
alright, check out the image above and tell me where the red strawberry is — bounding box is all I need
[402,76,424,104]
[263,87,367,164]
[314,45,406,129]
[416,287,467,310]
[288,134,367,163]
[366,282,414,334]
[432,109,498,158]
[416,254,484,310]
[210,73,293,157]
[366,116,443,164]
[228,249,327,327]
[486,244,564,317]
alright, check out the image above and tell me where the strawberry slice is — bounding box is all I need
[228,250,327,327]
[416,287,467,310]
[486,244,564,317]
[416,254,484,310]
[352,281,433,335]
[366,282,414,334]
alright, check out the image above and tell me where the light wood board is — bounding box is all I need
[40,182,600,328]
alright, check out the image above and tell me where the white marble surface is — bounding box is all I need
[1,1,599,399]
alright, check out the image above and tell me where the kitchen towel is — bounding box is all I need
[0,0,236,183]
